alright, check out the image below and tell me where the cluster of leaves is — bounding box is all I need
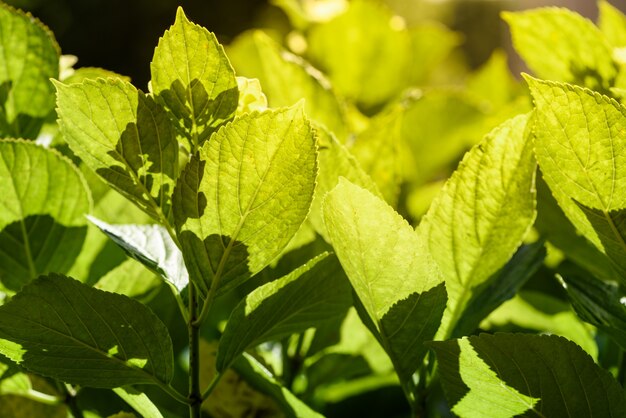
[3,0,626,417]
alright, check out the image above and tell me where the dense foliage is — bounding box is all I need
[1,1,626,417]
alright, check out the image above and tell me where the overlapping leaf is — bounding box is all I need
[528,77,626,283]
[0,140,90,291]
[431,334,626,417]
[323,179,446,383]
[151,8,238,149]
[217,252,352,371]
[0,4,59,138]
[418,114,536,338]
[55,78,178,223]
[0,274,174,389]
[173,106,317,296]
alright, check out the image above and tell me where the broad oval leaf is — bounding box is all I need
[54,78,178,223]
[323,179,446,383]
[431,333,626,417]
[0,140,90,291]
[503,8,617,92]
[227,30,347,139]
[173,106,317,296]
[150,7,238,149]
[0,4,59,138]
[216,252,352,371]
[527,77,626,282]
[88,216,188,292]
[418,114,536,338]
[0,274,174,389]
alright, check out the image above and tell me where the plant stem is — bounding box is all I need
[21,389,63,405]
[58,383,84,418]
[201,372,222,401]
[188,282,201,418]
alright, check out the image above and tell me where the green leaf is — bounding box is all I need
[232,353,324,418]
[0,274,174,389]
[527,77,626,283]
[0,361,30,396]
[236,76,267,115]
[307,0,412,107]
[87,216,188,292]
[217,252,352,371]
[150,7,238,149]
[451,241,546,338]
[483,291,598,359]
[55,78,178,223]
[503,8,616,92]
[309,125,379,240]
[0,3,60,138]
[599,0,626,47]
[418,114,536,338]
[560,267,626,352]
[227,30,347,139]
[407,23,461,86]
[0,140,91,291]
[431,333,626,417]
[94,259,161,302]
[63,67,131,84]
[323,179,446,383]
[173,106,317,296]
[113,387,164,418]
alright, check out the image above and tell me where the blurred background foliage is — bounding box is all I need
[4,0,625,90]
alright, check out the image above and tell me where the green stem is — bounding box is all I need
[59,384,84,418]
[21,389,63,405]
[188,282,201,418]
[201,372,222,401]
[617,350,626,387]
[166,281,189,323]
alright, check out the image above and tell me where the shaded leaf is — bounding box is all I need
[173,106,317,296]
[88,216,188,292]
[323,179,446,383]
[55,78,178,223]
[431,333,625,417]
[0,274,174,388]
[0,4,59,138]
[0,140,90,291]
[419,114,536,338]
[217,252,352,371]
[151,7,238,149]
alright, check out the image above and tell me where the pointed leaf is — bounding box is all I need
[0,274,174,388]
[150,7,238,148]
[55,78,178,223]
[323,179,446,382]
[0,140,90,291]
[173,106,317,296]
[431,334,626,417]
[227,30,347,139]
[527,77,626,282]
[503,8,617,92]
[113,387,164,418]
[561,268,626,351]
[88,216,188,292]
[0,4,59,138]
[217,252,352,371]
[419,114,536,337]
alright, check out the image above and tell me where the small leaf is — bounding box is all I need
[560,267,626,352]
[173,106,317,296]
[0,4,60,138]
[55,78,178,223]
[0,140,91,291]
[503,8,616,92]
[0,274,174,388]
[527,77,626,282]
[323,179,446,383]
[113,387,164,418]
[418,114,536,338]
[150,7,238,148]
[227,30,347,139]
[216,252,352,371]
[88,216,188,292]
[599,0,626,47]
[236,76,267,114]
[431,334,626,417]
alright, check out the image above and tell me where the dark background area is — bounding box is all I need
[5,0,626,89]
